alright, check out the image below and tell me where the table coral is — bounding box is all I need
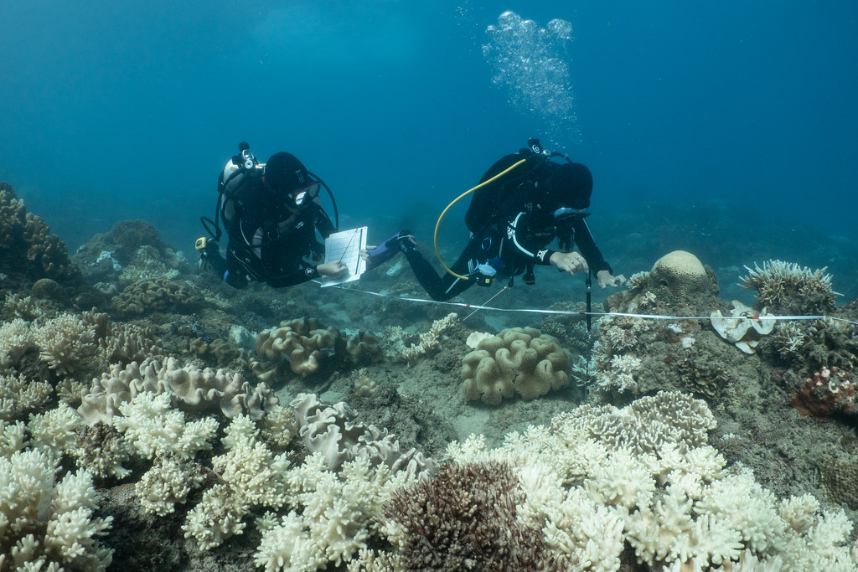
[461,327,573,405]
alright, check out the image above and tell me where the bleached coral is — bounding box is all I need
[400,312,458,365]
[710,300,776,354]
[136,455,206,516]
[596,354,642,393]
[291,393,437,478]
[740,259,837,315]
[435,391,858,571]
[0,319,33,373]
[79,356,277,424]
[0,372,51,421]
[31,313,100,376]
[27,402,82,460]
[181,413,290,550]
[626,270,650,291]
[0,419,26,456]
[113,391,218,460]
[260,404,298,450]
[0,448,113,571]
[73,422,134,480]
[254,453,416,572]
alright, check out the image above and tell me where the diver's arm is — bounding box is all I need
[265,262,345,288]
[506,212,559,266]
[572,218,612,274]
[312,203,337,238]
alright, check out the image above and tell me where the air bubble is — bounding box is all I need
[482,11,577,143]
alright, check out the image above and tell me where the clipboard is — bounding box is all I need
[321,226,367,286]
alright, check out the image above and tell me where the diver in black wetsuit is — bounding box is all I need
[197,146,348,288]
[369,142,625,301]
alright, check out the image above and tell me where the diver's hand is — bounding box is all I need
[550,251,589,275]
[317,261,349,279]
[597,270,626,288]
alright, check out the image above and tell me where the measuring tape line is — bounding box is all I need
[328,284,858,327]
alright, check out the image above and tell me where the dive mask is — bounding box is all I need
[289,181,321,208]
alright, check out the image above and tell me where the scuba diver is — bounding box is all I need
[369,139,626,301]
[197,143,348,288]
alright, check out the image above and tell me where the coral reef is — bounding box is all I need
[429,391,858,571]
[110,278,202,317]
[0,184,79,284]
[254,453,416,572]
[461,327,573,405]
[740,260,837,315]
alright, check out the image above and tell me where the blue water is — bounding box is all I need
[1,1,856,291]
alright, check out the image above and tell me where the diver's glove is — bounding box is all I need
[362,230,416,269]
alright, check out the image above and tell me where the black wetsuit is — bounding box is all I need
[403,154,612,301]
[207,176,336,289]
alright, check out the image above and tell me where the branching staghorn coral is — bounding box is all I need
[740,260,837,315]
[379,460,560,571]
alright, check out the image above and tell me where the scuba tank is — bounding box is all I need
[200,142,263,243]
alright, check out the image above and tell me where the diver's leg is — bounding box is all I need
[402,241,476,301]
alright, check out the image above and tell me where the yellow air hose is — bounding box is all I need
[433,158,528,280]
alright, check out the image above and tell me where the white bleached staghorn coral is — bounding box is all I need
[254,453,417,572]
[740,259,837,314]
[0,448,113,571]
[400,312,459,365]
[0,318,33,373]
[181,413,290,550]
[113,391,218,460]
[31,313,99,376]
